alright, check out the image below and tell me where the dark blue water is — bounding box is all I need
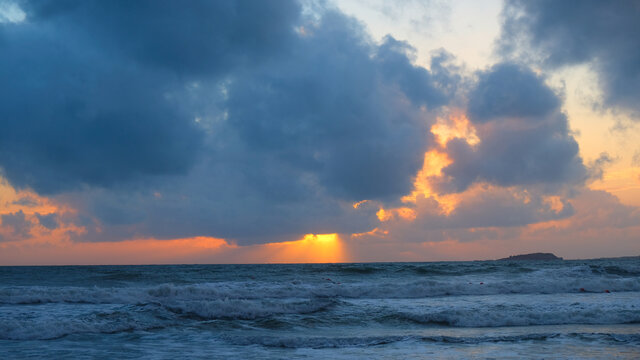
[1,259,639,359]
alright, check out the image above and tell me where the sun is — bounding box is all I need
[263,233,347,263]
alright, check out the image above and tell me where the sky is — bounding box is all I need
[0,0,639,265]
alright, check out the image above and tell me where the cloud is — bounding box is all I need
[559,189,640,230]
[498,0,640,117]
[35,212,58,230]
[0,0,306,195]
[435,63,586,193]
[1,210,31,239]
[0,1,25,23]
[0,8,204,194]
[632,150,640,167]
[375,185,574,244]
[587,152,616,180]
[467,63,559,122]
[348,187,640,261]
[0,2,455,244]
[426,188,574,230]
[3,1,618,251]
[225,22,446,202]
[20,0,301,76]
[11,196,39,207]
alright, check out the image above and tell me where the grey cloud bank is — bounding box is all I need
[437,63,586,194]
[0,0,454,243]
[0,0,627,245]
[499,0,640,117]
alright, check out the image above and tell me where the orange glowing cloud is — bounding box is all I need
[0,178,66,217]
[351,227,388,238]
[396,110,480,212]
[431,110,479,148]
[402,150,451,201]
[375,111,480,222]
[352,199,369,209]
[376,207,416,222]
[0,177,85,243]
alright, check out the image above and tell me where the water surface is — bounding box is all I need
[1,259,639,359]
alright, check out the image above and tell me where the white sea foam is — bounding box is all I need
[1,270,639,306]
[0,303,170,340]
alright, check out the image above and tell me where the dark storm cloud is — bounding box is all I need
[376,36,448,108]
[467,63,560,122]
[498,0,640,116]
[1,1,454,244]
[20,0,301,77]
[86,11,453,243]
[0,0,302,194]
[61,163,384,244]
[436,63,586,193]
[1,11,197,193]
[226,16,446,201]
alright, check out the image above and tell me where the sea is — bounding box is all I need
[1,258,639,359]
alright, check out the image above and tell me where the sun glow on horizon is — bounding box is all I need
[259,233,347,263]
[0,233,350,265]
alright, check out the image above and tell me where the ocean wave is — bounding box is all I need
[225,332,640,349]
[1,273,639,307]
[162,298,336,320]
[392,306,640,327]
[3,261,640,350]
[589,264,640,277]
[2,294,639,340]
[299,261,640,278]
[0,298,337,340]
[3,293,637,341]
[0,305,170,340]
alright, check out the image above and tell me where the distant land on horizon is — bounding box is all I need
[497,253,563,261]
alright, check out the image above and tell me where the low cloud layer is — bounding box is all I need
[379,185,574,244]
